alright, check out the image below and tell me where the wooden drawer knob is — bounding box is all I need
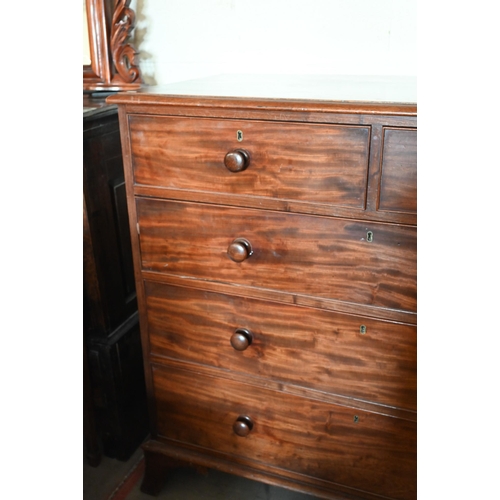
[233,415,254,437]
[224,149,250,172]
[227,238,253,262]
[230,328,253,351]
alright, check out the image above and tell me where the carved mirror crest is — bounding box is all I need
[83,0,142,92]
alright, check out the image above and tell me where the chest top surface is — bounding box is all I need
[107,74,416,114]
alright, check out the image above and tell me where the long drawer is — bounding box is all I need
[137,199,417,313]
[129,115,370,209]
[152,362,417,500]
[145,281,417,411]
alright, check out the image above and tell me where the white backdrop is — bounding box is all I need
[130,0,417,86]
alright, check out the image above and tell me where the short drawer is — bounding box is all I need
[129,115,370,209]
[378,128,417,215]
[152,363,417,500]
[137,199,417,313]
[145,281,417,411]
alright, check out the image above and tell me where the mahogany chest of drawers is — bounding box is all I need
[108,75,417,500]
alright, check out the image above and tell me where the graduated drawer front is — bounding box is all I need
[129,115,370,209]
[137,199,417,313]
[152,363,417,500]
[145,281,417,411]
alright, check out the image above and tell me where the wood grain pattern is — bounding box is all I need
[378,128,417,214]
[142,271,416,325]
[144,281,416,411]
[137,199,417,313]
[129,115,370,209]
[111,83,417,500]
[152,362,417,500]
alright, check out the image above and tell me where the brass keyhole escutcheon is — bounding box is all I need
[353,415,359,423]
[360,325,367,335]
[237,130,243,142]
[366,231,374,242]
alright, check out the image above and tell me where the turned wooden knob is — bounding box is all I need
[224,149,250,172]
[233,416,254,437]
[230,328,253,351]
[227,238,253,262]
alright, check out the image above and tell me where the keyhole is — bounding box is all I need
[237,130,243,142]
[353,415,359,423]
[366,231,373,242]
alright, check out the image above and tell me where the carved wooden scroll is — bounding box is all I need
[110,0,141,87]
[84,0,142,92]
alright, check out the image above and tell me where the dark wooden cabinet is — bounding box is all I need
[83,96,148,463]
[108,75,417,499]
